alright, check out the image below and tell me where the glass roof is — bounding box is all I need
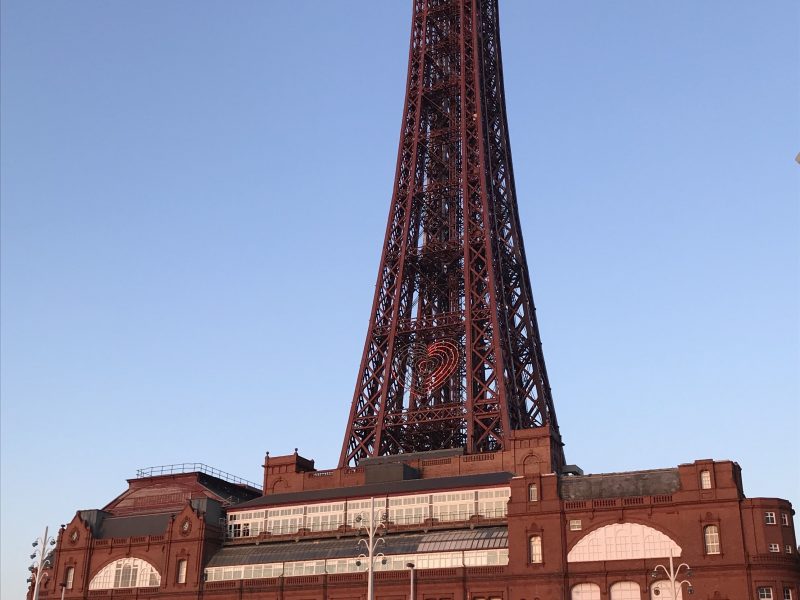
[208,527,508,567]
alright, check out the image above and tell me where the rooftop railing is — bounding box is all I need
[135,463,261,490]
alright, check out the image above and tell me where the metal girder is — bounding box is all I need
[339,0,565,471]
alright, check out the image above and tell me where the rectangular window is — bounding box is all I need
[781,513,790,526]
[765,512,777,525]
[65,566,75,590]
[787,545,793,554]
[177,559,188,584]
[528,484,538,502]
[529,535,543,564]
[700,470,712,489]
[769,543,780,553]
[704,525,721,554]
[569,519,582,531]
[784,588,793,600]
[432,490,476,522]
[477,488,510,519]
[759,588,774,600]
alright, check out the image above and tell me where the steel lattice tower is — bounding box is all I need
[340,0,565,471]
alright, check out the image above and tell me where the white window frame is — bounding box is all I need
[529,535,543,564]
[387,500,427,526]
[786,545,793,554]
[203,548,509,581]
[176,559,187,584]
[89,558,161,590]
[65,566,75,590]
[610,581,641,600]
[528,484,538,502]
[765,512,777,525]
[700,470,712,489]
[784,588,793,600]
[769,543,780,553]
[758,588,774,600]
[477,488,510,519]
[572,583,601,600]
[305,501,346,532]
[568,522,681,563]
[346,498,387,529]
[781,513,790,526]
[703,525,721,555]
[432,490,476,522]
[569,520,582,531]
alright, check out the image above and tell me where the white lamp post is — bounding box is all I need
[651,549,693,599]
[28,526,57,600]
[354,497,387,600]
[406,562,415,600]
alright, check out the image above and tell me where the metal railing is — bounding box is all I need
[135,463,261,490]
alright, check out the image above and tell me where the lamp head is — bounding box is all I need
[651,571,658,579]
[406,562,415,569]
[32,541,38,548]
[355,560,362,567]
[686,569,693,578]
[688,586,694,595]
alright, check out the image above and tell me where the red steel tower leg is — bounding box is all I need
[339,0,564,471]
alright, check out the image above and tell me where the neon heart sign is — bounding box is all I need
[397,339,460,397]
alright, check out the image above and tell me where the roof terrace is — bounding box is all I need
[135,463,261,491]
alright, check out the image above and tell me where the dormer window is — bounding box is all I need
[700,470,712,489]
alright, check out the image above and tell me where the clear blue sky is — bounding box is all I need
[1,1,798,598]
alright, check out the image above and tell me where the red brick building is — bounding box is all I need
[26,1,800,599]
[32,428,799,600]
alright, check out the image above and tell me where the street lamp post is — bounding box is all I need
[651,549,693,600]
[355,497,387,600]
[406,562,415,600]
[28,526,57,600]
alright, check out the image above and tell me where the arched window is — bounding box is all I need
[89,558,161,590]
[568,523,681,562]
[611,581,641,600]
[704,525,721,554]
[700,470,712,489]
[572,583,601,600]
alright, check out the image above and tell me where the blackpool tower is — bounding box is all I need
[340,0,564,471]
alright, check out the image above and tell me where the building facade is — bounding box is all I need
[31,431,799,600]
[26,1,800,599]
